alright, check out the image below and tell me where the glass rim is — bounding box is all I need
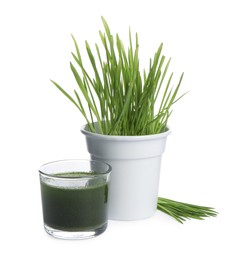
[39,159,112,180]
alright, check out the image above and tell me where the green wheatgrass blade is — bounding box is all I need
[69,62,93,108]
[70,62,103,133]
[158,72,173,111]
[116,35,129,99]
[108,81,134,135]
[50,80,82,114]
[82,78,97,128]
[151,43,164,78]
[138,46,163,106]
[85,41,104,94]
[160,110,172,132]
[161,197,218,214]
[95,44,111,132]
[157,204,185,223]
[116,34,129,75]
[143,110,168,131]
[157,197,218,223]
[101,16,112,43]
[86,41,105,129]
[102,17,118,75]
[166,72,184,107]
[152,56,165,91]
[128,28,135,78]
[71,51,96,92]
[104,41,120,125]
[74,90,95,132]
[71,34,82,62]
[71,48,99,122]
[154,56,169,103]
[71,35,98,92]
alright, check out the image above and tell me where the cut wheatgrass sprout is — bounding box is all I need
[157,197,218,223]
[51,17,218,223]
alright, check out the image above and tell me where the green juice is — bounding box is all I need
[40,172,108,232]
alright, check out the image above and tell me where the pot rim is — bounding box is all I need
[81,123,171,141]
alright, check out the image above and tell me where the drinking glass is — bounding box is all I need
[39,159,111,239]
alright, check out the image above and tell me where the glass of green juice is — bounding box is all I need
[39,159,111,240]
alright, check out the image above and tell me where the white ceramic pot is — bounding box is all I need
[81,123,171,221]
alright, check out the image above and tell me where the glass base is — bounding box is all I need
[44,223,107,240]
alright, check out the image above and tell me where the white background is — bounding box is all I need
[1,0,244,259]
